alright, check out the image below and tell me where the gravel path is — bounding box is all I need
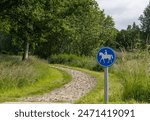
[19,66,96,103]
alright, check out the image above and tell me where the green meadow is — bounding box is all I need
[0,50,149,103]
[0,55,71,102]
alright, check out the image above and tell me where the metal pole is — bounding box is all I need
[104,67,108,104]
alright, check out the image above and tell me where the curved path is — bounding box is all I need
[19,66,96,103]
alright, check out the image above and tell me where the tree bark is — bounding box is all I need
[22,41,29,60]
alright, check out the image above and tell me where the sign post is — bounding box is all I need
[96,47,116,104]
[104,67,108,104]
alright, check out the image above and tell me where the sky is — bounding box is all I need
[96,0,149,30]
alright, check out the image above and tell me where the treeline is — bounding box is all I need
[116,3,150,51]
[0,0,150,59]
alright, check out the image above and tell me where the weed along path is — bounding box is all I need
[19,66,96,103]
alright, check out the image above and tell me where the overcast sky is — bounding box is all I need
[96,0,149,30]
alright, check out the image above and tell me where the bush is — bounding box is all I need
[49,54,103,71]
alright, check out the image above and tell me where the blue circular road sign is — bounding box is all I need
[96,47,116,67]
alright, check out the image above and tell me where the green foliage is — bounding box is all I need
[49,54,102,71]
[0,19,10,32]
[0,55,71,102]
[52,0,117,56]
[0,55,36,90]
[139,3,150,46]
[111,50,150,102]
[0,0,117,58]
[116,23,141,51]
[116,2,150,50]
[0,32,12,53]
[100,16,118,47]
[116,2,150,51]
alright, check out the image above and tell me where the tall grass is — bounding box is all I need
[0,55,37,90]
[49,52,150,103]
[111,50,150,102]
[0,55,71,102]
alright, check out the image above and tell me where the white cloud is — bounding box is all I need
[96,0,149,30]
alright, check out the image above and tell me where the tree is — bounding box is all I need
[99,15,117,48]
[116,23,140,50]
[35,0,117,57]
[0,0,117,58]
[139,2,150,46]
[0,0,47,60]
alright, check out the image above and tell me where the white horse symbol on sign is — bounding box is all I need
[99,50,113,63]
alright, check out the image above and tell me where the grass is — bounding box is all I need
[1,50,149,103]
[53,64,124,104]
[74,67,142,104]
[53,50,150,104]
[0,55,71,102]
[76,50,150,104]
[49,54,102,71]
[111,50,150,103]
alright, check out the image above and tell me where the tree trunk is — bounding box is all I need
[22,41,29,60]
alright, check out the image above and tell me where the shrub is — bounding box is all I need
[49,54,103,71]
